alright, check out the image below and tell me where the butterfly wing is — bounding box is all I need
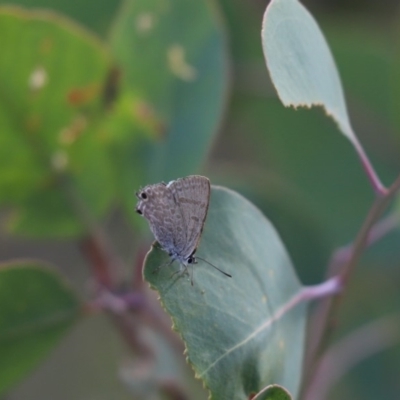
[136,183,185,255]
[168,175,210,259]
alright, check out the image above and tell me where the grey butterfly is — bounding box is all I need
[135,175,231,284]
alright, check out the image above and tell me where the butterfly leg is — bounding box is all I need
[153,258,175,274]
[169,263,190,281]
[190,263,194,286]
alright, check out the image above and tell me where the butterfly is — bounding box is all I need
[135,175,231,284]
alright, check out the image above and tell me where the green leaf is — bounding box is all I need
[110,0,230,182]
[0,0,122,37]
[261,0,356,143]
[143,187,307,399]
[0,7,114,237]
[0,261,81,394]
[253,384,292,400]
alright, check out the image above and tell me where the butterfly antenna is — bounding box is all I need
[196,256,232,278]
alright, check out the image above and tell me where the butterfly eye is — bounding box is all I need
[140,192,148,200]
[187,256,194,264]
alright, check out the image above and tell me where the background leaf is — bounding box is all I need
[0,261,81,394]
[0,0,121,36]
[110,0,230,183]
[143,186,307,399]
[0,7,114,237]
[261,0,355,142]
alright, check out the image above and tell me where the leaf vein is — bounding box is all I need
[198,290,303,377]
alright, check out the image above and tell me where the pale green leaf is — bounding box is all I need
[261,0,356,142]
[143,186,307,399]
[110,0,230,182]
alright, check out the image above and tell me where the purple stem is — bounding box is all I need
[261,277,342,330]
[250,277,342,400]
[304,173,400,395]
[352,136,388,197]
[88,291,146,314]
[86,289,184,353]
[305,314,400,400]
[329,212,400,274]
[301,276,342,301]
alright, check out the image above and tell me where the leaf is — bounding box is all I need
[253,384,292,400]
[0,260,81,394]
[261,0,356,143]
[0,7,114,237]
[143,187,308,399]
[110,0,230,182]
[0,0,122,36]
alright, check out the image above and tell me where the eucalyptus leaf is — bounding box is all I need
[0,7,114,237]
[143,186,307,399]
[261,0,356,143]
[0,261,81,394]
[110,0,229,182]
[0,0,122,36]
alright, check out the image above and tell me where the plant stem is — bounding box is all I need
[87,286,184,353]
[158,379,189,400]
[59,173,126,288]
[304,173,400,397]
[338,174,400,286]
[111,313,155,359]
[305,314,400,400]
[302,276,342,299]
[327,212,400,275]
[351,135,388,196]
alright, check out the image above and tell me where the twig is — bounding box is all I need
[301,277,342,301]
[137,294,185,354]
[158,378,189,400]
[351,135,388,197]
[304,213,400,379]
[304,173,400,395]
[85,290,145,315]
[305,314,400,400]
[59,173,127,288]
[111,313,155,359]
[58,173,159,361]
[338,176,400,286]
[328,212,400,275]
[85,288,184,354]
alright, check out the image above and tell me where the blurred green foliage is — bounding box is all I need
[0,262,80,393]
[0,8,113,236]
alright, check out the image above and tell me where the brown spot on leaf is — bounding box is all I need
[67,84,98,106]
